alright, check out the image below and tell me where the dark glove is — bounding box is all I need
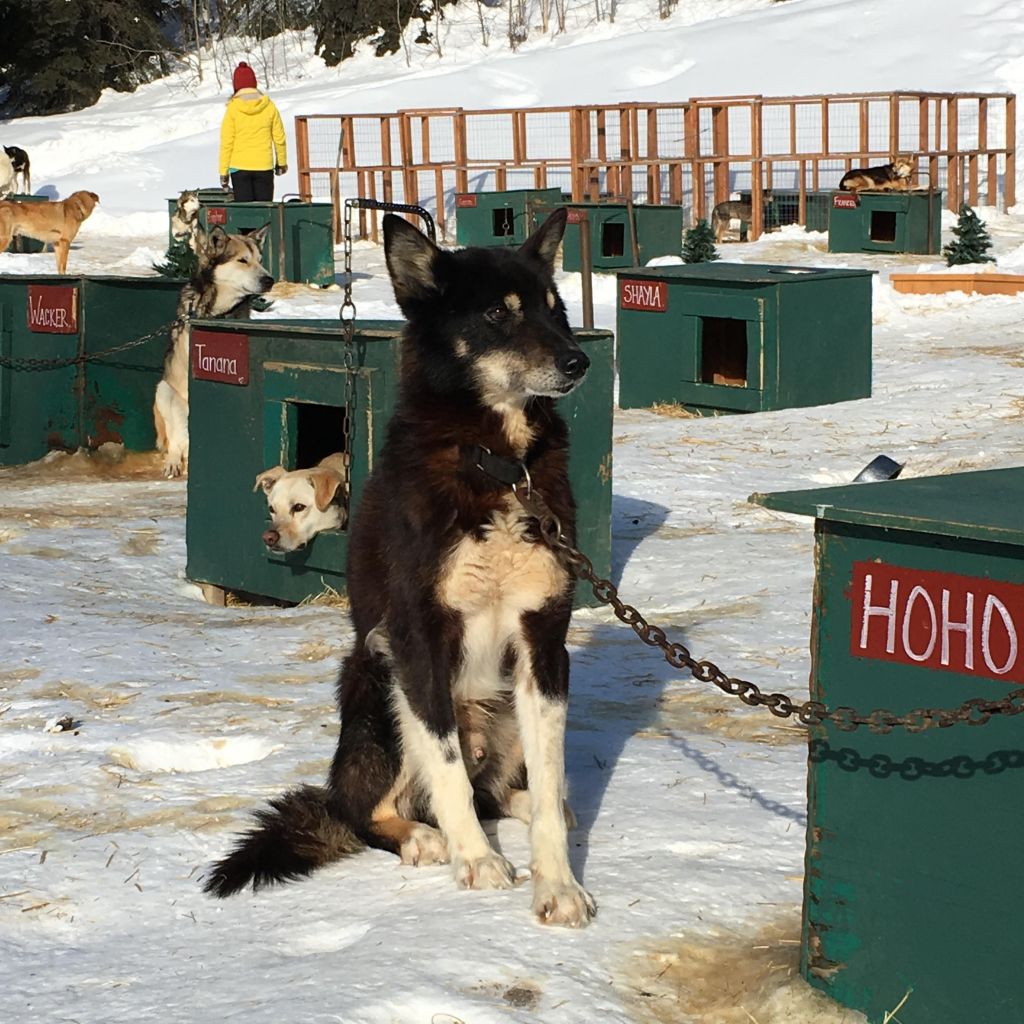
[274,164,287,176]
[219,175,230,189]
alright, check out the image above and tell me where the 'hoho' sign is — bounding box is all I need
[455,194,477,208]
[190,329,249,386]
[27,285,78,334]
[619,278,668,312]
[850,561,1024,685]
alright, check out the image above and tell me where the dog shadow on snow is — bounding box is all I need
[556,493,807,883]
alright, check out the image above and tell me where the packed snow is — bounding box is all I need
[2,1,1023,1021]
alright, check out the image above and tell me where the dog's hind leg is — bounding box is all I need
[156,381,188,477]
[329,646,449,869]
[514,609,596,927]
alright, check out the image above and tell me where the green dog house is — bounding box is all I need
[531,202,684,273]
[0,274,182,465]
[454,188,564,248]
[828,189,942,255]
[185,319,613,607]
[617,263,873,414]
[166,192,335,286]
[752,465,1024,1024]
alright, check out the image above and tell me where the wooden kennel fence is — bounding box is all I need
[294,91,1016,243]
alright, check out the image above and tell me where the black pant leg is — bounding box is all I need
[250,170,274,202]
[230,171,255,203]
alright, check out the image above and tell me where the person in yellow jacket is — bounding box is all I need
[218,62,287,202]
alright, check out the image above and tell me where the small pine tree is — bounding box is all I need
[682,219,719,264]
[943,204,995,266]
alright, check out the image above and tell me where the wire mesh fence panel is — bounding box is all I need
[295,93,1014,240]
[465,112,517,162]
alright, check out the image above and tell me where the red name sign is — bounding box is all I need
[833,194,859,210]
[190,329,249,386]
[850,561,1024,685]
[619,278,668,312]
[566,208,586,224]
[455,194,477,208]
[27,285,78,334]
[207,207,228,225]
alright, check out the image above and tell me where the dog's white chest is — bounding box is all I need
[439,508,566,618]
[439,507,566,703]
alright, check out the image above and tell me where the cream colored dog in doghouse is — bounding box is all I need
[254,454,349,553]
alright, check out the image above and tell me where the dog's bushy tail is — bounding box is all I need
[202,784,364,898]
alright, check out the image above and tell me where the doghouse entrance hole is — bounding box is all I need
[291,401,349,471]
[870,210,897,242]
[492,208,515,238]
[602,222,625,258]
[700,318,748,388]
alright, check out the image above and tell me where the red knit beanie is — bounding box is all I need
[232,62,258,92]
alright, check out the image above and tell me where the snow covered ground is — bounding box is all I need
[2,1,1024,1022]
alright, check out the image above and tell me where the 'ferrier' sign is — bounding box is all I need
[27,285,78,334]
[191,329,249,386]
[833,194,859,210]
[619,278,668,313]
[850,561,1024,685]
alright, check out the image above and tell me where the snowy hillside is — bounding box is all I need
[2,0,1022,218]
[2,2,1024,1023]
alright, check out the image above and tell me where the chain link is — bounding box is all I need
[338,202,357,510]
[512,485,1024,735]
[0,320,177,371]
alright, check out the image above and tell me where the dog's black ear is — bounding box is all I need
[519,208,566,274]
[384,214,440,307]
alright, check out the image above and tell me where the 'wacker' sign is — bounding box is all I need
[851,561,1023,684]
[27,285,78,334]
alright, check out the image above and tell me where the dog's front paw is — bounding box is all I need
[163,457,185,479]
[453,850,516,890]
[399,824,449,867]
[532,878,596,928]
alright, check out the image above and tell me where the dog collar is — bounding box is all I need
[466,444,530,491]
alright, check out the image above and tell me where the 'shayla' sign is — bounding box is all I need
[619,278,668,312]
[190,328,249,386]
[27,285,78,334]
[850,561,1024,684]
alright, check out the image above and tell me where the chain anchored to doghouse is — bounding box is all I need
[506,478,1024,735]
[0,320,176,372]
[337,198,437,501]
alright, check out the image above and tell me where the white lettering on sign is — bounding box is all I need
[29,295,70,329]
[194,343,238,378]
[851,561,1024,684]
[619,278,668,312]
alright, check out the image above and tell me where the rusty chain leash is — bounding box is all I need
[511,484,1024,735]
[0,320,177,372]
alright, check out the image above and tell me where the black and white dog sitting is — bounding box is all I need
[3,147,31,195]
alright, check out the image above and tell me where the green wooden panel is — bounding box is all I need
[559,330,614,606]
[186,320,400,604]
[81,278,182,452]
[803,519,1024,1024]
[750,467,1024,546]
